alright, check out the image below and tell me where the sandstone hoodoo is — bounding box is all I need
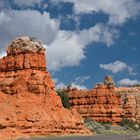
[66,78,123,124]
[0,37,90,139]
[104,76,115,88]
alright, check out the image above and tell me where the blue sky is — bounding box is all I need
[0,0,140,89]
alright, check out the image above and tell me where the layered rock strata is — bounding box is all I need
[67,84,123,124]
[0,37,90,139]
[115,87,140,124]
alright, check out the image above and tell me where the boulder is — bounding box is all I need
[104,76,115,88]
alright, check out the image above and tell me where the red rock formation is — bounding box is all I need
[104,75,115,88]
[115,87,140,124]
[0,37,90,139]
[67,84,123,124]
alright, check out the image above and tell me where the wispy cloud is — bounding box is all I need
[118,78,140,86]
[53,78,87,90]
[74,76,90,84]
[99,61,137,75]
[100,61,127,74]
[128,66,138,76]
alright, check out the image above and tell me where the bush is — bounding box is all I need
[84,118,108,134]
[119,118,140,131]
[56,90,71,109]
[84,118,140,135]
[100,122,112,130]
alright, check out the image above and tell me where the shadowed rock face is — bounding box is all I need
[66,85,123,124]
[0,37,91,139]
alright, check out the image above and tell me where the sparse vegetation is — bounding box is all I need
[84,118,140,135]
[56,90,71,109]
[119,118,140,131]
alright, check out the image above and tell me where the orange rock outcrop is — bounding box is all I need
[67,84,123,124]
[0,37,90,139]
[115,87,140,124]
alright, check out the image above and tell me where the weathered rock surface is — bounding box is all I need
[0,37,90,140]
[67,84,123,124]
[115,87,140,124]
[104,76,115,88]
[6,36,45,56]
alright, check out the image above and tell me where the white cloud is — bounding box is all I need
[79,24,119,47]
[53,0,140,25]
[75,76,90,84]
[55,82,86,90]
[100,61,127,74]
[47,24,118,71]
[118,78,140,86]
[70,83,87,90]
[47,30,86,70]
[53,78,67,90]
[0,12,10,25]
[0,10,59,51]
[70,76,89,90]
[99,61,137,75]
[128,66,138,76]
[0,51,6,58]
[53,77,87,90]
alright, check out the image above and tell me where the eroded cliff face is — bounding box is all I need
[115,87,140,124]
[67,84,123,124]
[66,82,140,125]
[0,37,90,139]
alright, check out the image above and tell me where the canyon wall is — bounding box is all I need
[67,84,123,124]
[67,84,140,124]
[0,37,90,139]
[115,87,140,124]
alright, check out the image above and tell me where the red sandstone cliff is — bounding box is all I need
[66,81,140,125]
[67,84,123,124]
[0,37,90,139]
[115,87,140,124]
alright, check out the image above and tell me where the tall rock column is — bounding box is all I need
[0,37,91,139]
